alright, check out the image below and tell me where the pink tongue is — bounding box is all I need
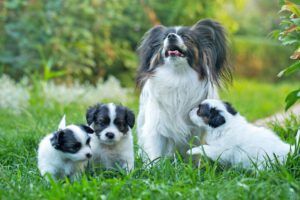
[168,50,182,56]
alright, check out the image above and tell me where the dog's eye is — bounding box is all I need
[73,142,81,150]
[86,137,91,145]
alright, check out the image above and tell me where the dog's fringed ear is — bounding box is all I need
[86,104,101,125]
[208,114,225,128]
[80,124,94,134]
[58,114,66,130]
[224,102,237,115]
[50,130,64,149]
[136,25,166,88]
[125,108,135,128]
[192,19,228,75]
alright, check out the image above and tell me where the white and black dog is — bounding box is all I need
[188,99,300,169]
[86,103,135,171]
[37,115,94,180]
[136,19,231,161]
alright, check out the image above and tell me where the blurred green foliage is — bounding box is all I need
[0,0,295,85]
[0,0,239,85]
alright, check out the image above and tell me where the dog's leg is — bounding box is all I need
[188,145,222,161]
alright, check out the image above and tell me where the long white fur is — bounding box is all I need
[188,99,299,169]
[137,32,219,161]
[90,103,134,171]
[37,115,91,180]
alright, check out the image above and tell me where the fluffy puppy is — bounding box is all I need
[136,19,231,161]
[38,115,94,180]
[188,99,299,169]
[86,103,135,171]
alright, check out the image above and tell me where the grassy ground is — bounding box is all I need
[0,79,299,199]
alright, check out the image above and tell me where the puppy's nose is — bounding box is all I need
[167,33,177,41]
[86,153,92,158]
[105,132,115,139]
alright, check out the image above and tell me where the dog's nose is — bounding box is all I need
[86,153,92,158]
[105,132,115,139]
[167,33,177,41]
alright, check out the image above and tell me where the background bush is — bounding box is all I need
[0,0,294,86]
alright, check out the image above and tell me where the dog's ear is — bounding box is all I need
[191,19,228,74]
[223,102,237,115]
[125,108,135,128]
[86,104,101,125]
[80,124,94,134]
[137,25,166,88]
[50,130,65,149]
[208,114,225,128]
[58,114,66,130]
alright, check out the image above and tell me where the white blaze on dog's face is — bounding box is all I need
[50,124,94,162]
[86,103,135,145]
[190,99,237,131]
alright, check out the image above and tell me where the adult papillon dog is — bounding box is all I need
[136,19,231,161]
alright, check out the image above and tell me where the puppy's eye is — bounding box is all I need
[181,35,189,41]
[73,142,81,150]
[86,137,91,145]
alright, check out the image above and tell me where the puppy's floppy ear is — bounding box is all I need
[80,124,94,134]
[224,102,237,115]
[86,104,101,125]
[192,19,228,74]
[125,108,135,128]
[136,25,166,88]
[50,130,64,149]
[208,114,225,128]
[58,114,66,130]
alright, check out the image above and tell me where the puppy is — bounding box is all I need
[187,99,299,169]
[86,103,135,171]
[136,19,232,161]
[37,115,94,181]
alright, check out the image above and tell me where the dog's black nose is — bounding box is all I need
[86,153,92,158]
[105,132,115,139]
[167,33,177,41]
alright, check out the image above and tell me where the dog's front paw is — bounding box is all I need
[187,147,203,155]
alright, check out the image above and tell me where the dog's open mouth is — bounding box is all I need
[165,46,185,57]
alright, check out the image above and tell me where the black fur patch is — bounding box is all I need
[224,102,237,115]
[115,106,135,133]
[79,124,94,134]
[197,103,225,128]
[136,19,231,88]
[50,129,82,153]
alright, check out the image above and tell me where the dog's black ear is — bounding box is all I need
[80,124,94,134]
[192,19,227,71]
[86,104,101,125]
[50,130,64,149]
[208,113,225,128]
[136,25,166,88]
[125,108,135,128]
[224,102,237,115]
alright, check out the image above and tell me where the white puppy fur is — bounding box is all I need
[86,103,134,171]
[38,115,93,180]
[188,99,299,169]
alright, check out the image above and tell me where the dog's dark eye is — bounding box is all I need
[99,118,109,126]
[181,35,189,41]
[73,142,81,150]
[86,137,91,146]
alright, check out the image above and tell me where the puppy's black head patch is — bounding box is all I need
[197,103,225,128]
[224,102,237,115]
[114,106,135,133]
[51,129,82,153]
[79,124,94,134]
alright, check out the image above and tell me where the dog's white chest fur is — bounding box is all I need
[138,61,218,160]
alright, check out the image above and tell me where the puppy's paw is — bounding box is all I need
[187,147,203,155]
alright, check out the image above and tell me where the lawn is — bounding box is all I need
[0,78,299,199]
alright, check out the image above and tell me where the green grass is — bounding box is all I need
[0,79,299,199]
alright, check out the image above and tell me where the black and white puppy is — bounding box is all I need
[86,103,135,171]
[188,99,300,169]
[136,19,231,161]
[38,115,94,180]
